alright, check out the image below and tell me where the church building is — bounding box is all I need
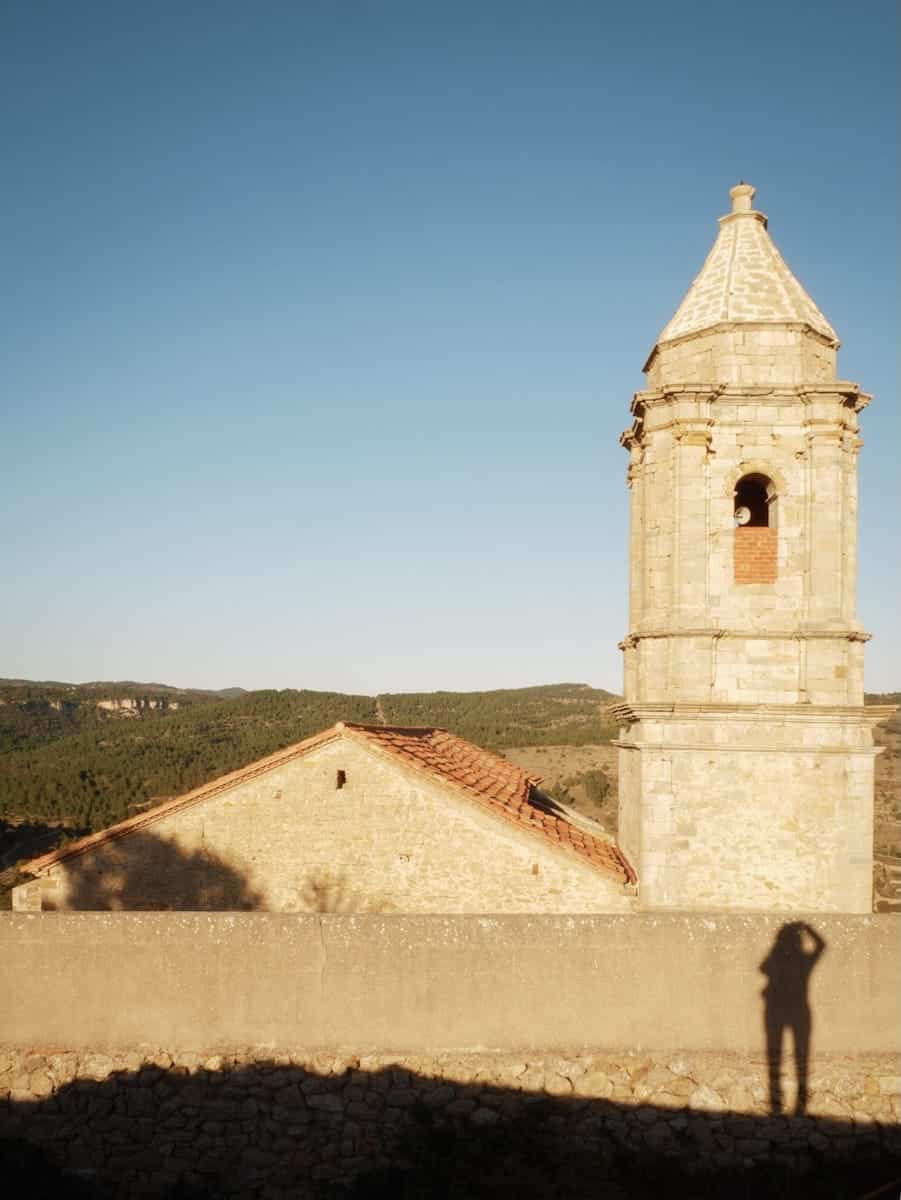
[13,722,634,913]
[613,183,889,912]
[13,183,888,917]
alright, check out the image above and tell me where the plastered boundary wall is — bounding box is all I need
[1,912,897,1054]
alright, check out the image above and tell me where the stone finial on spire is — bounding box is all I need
[729,182,756,213]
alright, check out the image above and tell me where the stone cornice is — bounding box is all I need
[618,627,872,647]
[609,700,897,728]
[613,737,884,756]
[631,382,867,414]
[619,423,642,451]
[621,387,868,450]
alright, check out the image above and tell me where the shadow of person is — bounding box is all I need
[760,921,826,1115]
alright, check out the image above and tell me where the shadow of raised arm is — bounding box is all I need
[760,922,828,1116]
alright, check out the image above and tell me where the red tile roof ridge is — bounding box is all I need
[344,726,635,885]
[341,721,446,735]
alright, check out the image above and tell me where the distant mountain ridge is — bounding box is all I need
[0,677,246,697]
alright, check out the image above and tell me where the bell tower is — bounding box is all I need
[613,183,889,912]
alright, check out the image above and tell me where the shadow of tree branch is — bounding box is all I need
[44,832,263,911]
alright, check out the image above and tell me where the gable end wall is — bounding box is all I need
[34,738,631,913]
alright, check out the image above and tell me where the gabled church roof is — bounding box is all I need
[23,721,635,886]
[647,183,839,366]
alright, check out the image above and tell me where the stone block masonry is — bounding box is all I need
[617,182,887,911]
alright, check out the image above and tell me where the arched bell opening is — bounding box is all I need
[734,472,777,528]
[733,472,778,583]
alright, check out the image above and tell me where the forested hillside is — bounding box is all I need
[0,679,226,754]
[0,681,616,835]
[0,688,377,832]
[380,683,618,749]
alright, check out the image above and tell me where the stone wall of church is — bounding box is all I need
[625,385,865,691]
[623,721,876,911]
[617,373,876,911]
[621,633,867,706]
[17,738,631,914]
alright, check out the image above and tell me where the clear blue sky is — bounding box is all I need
[2,1,898,694]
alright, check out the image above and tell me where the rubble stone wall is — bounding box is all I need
[1,1047,899,1197]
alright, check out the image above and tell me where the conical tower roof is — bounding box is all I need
[646,184,839,370]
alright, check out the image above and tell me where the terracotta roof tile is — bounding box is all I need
[340,723,635,886]
[24,721,636,888]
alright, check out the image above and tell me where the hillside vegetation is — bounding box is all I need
[0,679,228,754]
[379,684,618,749]
[0,680,617,835]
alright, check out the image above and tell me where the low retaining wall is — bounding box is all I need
[1,913,898,1195]
[1,912,898,1052]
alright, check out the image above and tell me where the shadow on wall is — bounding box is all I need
[300,870,395,914]
[43,831,264,912]
[36,832,397,914]
[0,1057,899,1200]
[760,922,827,1116]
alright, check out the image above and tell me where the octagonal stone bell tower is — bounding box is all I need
[613,183,890,912]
